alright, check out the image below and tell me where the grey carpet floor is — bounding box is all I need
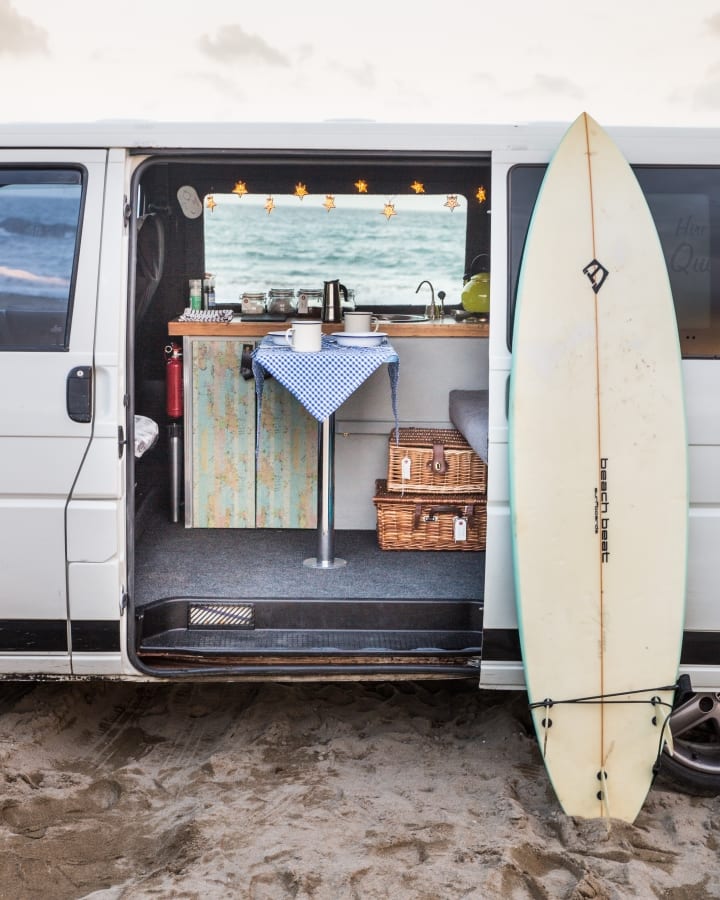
[134,511,485,607]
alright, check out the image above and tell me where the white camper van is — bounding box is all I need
[0,119,719,793]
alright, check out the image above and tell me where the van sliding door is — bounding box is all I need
[0,151,107,674]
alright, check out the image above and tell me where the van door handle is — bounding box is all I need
[66,366,93,423]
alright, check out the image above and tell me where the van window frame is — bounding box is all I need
[506,163,720,359]
[0,166,85,352]
[133,152,492,316]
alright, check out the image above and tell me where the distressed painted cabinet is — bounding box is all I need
[183,337,317,528]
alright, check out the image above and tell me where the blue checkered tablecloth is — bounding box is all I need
[252,334,399,436]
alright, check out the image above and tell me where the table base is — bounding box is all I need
[303,556,347,570]
[308,413,346,569]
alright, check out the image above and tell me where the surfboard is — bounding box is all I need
[508,113,688,822]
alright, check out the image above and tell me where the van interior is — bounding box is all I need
[129,151,492,677]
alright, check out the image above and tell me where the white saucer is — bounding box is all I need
[333,332,388,347]
[266,331,290,345]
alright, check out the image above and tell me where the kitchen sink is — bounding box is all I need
[374,314,428,323]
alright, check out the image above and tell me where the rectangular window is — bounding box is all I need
[204,192,468,311]
[507,165,720,358]
[0,169,83,351]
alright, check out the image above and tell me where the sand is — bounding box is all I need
[0,679,718,899]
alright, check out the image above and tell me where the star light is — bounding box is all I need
[475,185,487,203]
[206,194,217,212]
[410,181,425,194]
[232,180,248,197]
[323,194,336,212]
[355,179,368,193]
[382,201,397,220]
[444,194,460,211]
[264,196,275,214]
[294,182,309,200]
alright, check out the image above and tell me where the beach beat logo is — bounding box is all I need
[595,457,610,563]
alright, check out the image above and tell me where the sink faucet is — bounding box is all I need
[416,280,439,320]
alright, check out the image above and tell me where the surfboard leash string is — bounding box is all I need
[529,684,678,776]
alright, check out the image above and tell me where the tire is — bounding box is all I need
[658,689,720,796]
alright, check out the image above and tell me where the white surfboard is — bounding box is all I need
[509,113,687,822]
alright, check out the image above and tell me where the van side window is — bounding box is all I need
[0,169,83,351]
[508,164,720,359]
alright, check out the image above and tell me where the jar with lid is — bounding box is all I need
[267,288,297,316]
[296,288,323,318]
[241,292,266,315]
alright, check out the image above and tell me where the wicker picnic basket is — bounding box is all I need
[373,479,487,551]
[386,427,487,494]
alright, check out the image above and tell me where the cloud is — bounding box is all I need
[502,72,583,103]
[531,74,584,100]
[198,24,289,67]
[705,13,720,36]
[691,76,720,110]
[334,61,377,90]
[0,0,48,56]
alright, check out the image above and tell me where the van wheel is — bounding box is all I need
[660,691,720,796]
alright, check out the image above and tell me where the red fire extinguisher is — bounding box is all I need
[165,342,183,419]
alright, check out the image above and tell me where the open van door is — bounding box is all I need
[0,150,111,674]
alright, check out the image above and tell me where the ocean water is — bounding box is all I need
[0,186,468,311]
[0,186,81,303]
[204,197,468,309]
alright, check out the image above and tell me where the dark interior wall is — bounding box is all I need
[132,153,491,424]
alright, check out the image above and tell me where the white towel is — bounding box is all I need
[134,415,159,458]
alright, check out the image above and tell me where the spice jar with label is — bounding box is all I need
[267,288,296,316]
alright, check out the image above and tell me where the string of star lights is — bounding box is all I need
[444,194,460,211]
[218,178,487,215]
[382,200,397,220]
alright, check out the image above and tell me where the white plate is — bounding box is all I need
[265,330,290,345]
[333,332,388,347]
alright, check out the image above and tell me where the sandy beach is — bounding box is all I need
[0,679,718,899]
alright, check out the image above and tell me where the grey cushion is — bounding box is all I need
[449,390,489,463]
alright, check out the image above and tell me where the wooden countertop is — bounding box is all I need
[168,316,488,338]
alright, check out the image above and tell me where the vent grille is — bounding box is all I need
[188,603,255,629]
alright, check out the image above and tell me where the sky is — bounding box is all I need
[2,0,720,128]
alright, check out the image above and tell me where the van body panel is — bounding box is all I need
[70,653,124,675]
[68,560,121,620]
[684,361,720,445]
[0,654,71,675]
[70,436,122,498]
[0,501,66,618]
[0,149,108,672]
[66,501,118,561]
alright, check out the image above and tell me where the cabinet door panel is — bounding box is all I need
[256,377,317,528]
[190,340,256,528]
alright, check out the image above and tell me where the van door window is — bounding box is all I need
[507,164,720,359]
[0,169,83,351]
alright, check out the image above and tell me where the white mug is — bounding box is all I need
[343,311,379,333]
[285,320,322,352]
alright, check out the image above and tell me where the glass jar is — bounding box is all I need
[241,292,267,315]
[267,288,297,315]
[296,288,323,317]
